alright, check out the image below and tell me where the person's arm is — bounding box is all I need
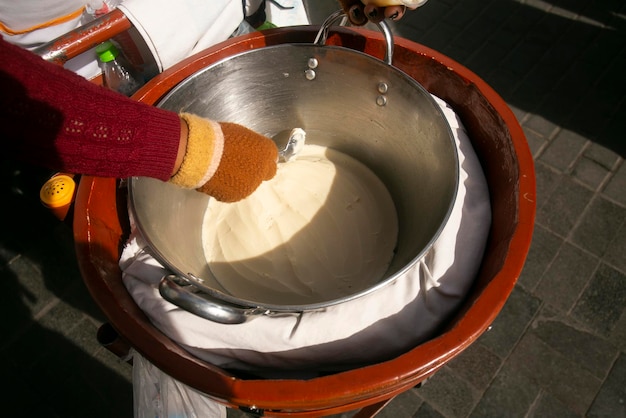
[0,37,277,202]
[1,36,182,180]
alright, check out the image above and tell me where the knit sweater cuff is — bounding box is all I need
[169,113,224,189]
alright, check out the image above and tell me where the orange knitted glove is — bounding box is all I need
[169,113,277,202]
[337,0,420,25]
[337,0,369,25]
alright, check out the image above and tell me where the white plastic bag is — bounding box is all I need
[132,349,227,418]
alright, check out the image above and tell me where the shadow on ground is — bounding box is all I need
[0,160,133,417]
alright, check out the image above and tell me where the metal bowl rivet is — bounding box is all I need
[308,58,319,69]
[376,95,387,106]
[377,82,389,94]
[305,69,316,80]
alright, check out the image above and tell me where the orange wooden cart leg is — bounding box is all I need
[352,398,394,418]
[97,322,132,361]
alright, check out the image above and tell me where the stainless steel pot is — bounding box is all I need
[128,12,459,324]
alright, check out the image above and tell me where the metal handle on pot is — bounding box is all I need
[314,10,394,66]
[159,275,269,324]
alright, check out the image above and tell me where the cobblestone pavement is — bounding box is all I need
[1,1,624,417]
[369,1,626,417]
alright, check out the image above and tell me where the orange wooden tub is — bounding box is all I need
[70,18,535,417]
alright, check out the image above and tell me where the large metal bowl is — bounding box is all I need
[128,18,458,322]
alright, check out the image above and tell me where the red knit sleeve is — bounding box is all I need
[1,37,181,181]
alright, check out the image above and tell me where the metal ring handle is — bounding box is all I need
[159,275,268,324]
[314,10,394,66]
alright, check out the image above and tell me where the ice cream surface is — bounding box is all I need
[201,144,398,305]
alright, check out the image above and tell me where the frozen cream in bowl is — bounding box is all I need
[201,144,399,306]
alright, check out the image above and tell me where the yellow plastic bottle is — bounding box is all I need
[40,173,77,221]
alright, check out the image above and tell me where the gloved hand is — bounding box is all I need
[169,113,278,202]
[337,0,422,25]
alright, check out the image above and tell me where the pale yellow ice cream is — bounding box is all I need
[202,144,398,305]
